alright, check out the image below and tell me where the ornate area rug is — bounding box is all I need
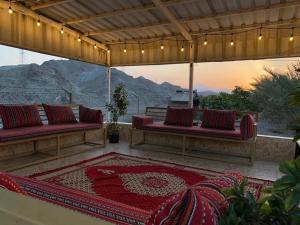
[11,152,271,225]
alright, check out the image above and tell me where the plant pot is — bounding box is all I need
[108,133,119,143]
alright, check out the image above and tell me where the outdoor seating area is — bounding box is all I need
[0,0,300,224]
[130,107,257,165]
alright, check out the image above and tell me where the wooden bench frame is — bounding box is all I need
[0,104,106,171]
[129,107,258,166]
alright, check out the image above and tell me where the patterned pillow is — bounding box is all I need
[0,104,43,129]
[79,105,103,124]
[164,107,195,126]
[0,172,27,195]
[43,104,77,125]
[146,173,244,225]
[201,109,236,130]
[240,114,255,140]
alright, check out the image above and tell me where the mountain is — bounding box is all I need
[0,60,184,114]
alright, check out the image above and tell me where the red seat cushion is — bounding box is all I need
[0,104,43,129]
[79,105,103,124]
[0,123,102,142]
[132,115,153,129]
[43,104,77,125]
[144,122,241,140]
[240,114,255,140]
[201,109,236,130]
[164,107,195,126]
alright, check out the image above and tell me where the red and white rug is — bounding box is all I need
[11,152,271,225]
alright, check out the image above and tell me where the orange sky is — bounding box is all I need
[117,58,299,92]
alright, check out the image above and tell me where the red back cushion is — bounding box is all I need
[0,104,43,129]
[164,107,195,126]
[240,114,255,140]
[79,105,103,124]
[201,109,236,130]
[43,104,77,125]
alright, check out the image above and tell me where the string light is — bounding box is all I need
[180,41,184,52]
[230,33,234,46]
[204,33,208,46]
[290,28,294,42]
[141,43,145,54]
[77,36,81,42]
[37,19,41,27]
[60,27,64,34]
[258,27,262,40]
[160,42,164,50]
[123,43,127,53]
[8,1,13,14]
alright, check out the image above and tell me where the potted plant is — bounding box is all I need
[106,84,129,143]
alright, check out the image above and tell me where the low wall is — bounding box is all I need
[118,123,295,161]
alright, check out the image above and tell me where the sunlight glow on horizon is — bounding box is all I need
[0,44,299,92]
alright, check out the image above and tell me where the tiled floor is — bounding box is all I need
[9,140,281,181]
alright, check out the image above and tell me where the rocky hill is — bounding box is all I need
[0,60,183,114]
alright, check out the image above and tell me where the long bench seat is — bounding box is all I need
[130,107,258,165]
[0,123,102,142]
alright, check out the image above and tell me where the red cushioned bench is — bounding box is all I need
[0,104,106,169]
[130,107,258,165]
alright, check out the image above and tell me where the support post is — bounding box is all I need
[188,41,195,108]
[188,62,194,108]
[106,67,111,121]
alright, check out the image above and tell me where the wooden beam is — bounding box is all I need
[152,0,192,41]
[64,0,195,25]
[84,0,300,38]
[31,0,73,10]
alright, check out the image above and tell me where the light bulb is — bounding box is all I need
[77,36,81,42]
[94,44,97,49]
[204,40,208,45]
[8,6,13,14]
[107,49,110,53]
[123,48,127,53]
[60,28,64,34]
[141,49,145,54]
[37,20,41,27]
[181,46,184,52]
[230,40,234,46]
[290,34,294,42]
[258,33,262,40]
[160,44,164,50]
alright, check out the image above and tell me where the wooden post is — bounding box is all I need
[106,67,111,122]
[56,136,61,155]
[188,41,195,108]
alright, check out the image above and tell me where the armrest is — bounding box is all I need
[240,114,256,140]
[132,115,154,129]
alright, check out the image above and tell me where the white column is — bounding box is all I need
[106,67,111,121]
[188,62,194,108]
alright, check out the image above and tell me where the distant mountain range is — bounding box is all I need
[0,60,187,113]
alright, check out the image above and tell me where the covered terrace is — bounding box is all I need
[0,0,299,224]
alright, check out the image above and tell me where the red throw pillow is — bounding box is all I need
[0,104,43,129]
[201,109,236,130]
[43,104,77,125]
[79,105,103,124]
[164,107,195,126]
[240,114,255,140]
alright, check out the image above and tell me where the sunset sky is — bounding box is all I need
[1,45,299,92]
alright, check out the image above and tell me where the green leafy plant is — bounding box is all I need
[219,179,260,225]
[220,157,300,225]
[105,84,129,134]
